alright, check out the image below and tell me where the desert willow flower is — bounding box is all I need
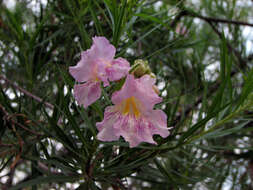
[69,36,130,108]
[96,74,169,148]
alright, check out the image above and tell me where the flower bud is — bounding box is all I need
[130,59,152,78]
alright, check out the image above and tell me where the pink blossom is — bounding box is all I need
[96,74,169,147]
[69,36,130,108]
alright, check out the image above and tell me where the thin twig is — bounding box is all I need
[2,160,22,190]
[170,10,188,28]
[0,104,42,136]
[37,162,63,175]
[8,113,42,136]
[170,9,251,126]
[187,11,253,27]
[0,75,54,109]
[207,20,247,67]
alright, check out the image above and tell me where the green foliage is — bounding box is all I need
[0,0,253,189]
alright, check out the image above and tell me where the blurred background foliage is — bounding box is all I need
[0,0,253,189]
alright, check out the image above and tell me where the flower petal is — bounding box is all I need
[134,75,162,110]
[112,74,162,112]
[111,74,136,105]
[96,57,129,86]
[96,107,120,141]
[69,36,116,82]
[74,81,101,108]
[69,51,96,82]
[113,115,157,147]
[96,106,169,147]
[96,60,110,87]
[106,58,130,81]
[92,36,116,61]
[96,73,169,147]
[144,109,169,138]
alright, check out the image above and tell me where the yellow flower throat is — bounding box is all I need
[121,97,140,117]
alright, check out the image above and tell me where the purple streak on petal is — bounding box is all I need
[112,115,158,147]
[96,105,169,147]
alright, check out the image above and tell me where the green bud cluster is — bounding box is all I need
[130,59,156,78]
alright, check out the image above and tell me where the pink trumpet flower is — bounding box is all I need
[69,36,130,108]
[96,74,169,147]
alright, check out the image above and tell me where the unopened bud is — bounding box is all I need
[150,72,156,79]
[130,59,152,78]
